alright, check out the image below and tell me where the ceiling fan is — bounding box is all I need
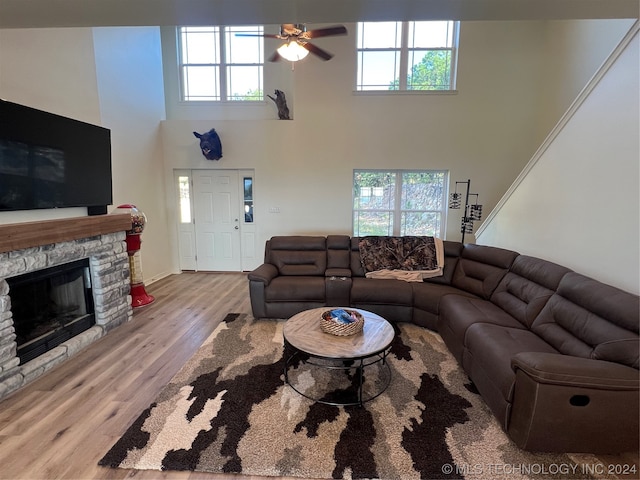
[238,24,348,62]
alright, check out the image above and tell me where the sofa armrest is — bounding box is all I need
[326,268,352,278]
[248,264,278,286]
[511,352,639,390]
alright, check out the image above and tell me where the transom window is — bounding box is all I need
[178,26,264,101]
[356,21,459,91]
[353,170,448,237]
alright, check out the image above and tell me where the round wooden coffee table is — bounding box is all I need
[283,307,395,407]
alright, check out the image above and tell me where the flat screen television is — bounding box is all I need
[0,99,112,215]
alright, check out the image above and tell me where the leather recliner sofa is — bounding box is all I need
[248,235,639,454]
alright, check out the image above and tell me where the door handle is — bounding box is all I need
[235,226,239,230]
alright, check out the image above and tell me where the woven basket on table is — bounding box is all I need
[320,309,365,336]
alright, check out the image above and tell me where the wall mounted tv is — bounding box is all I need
[0,99,112,215]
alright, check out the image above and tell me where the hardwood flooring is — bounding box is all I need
[0,272,282,480]
[0,272,637,480]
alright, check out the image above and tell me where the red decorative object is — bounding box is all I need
[129,283,155,308]
[112,204,155,308]
[124,234,142,252]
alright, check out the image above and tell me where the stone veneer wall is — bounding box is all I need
[0,231,132,400]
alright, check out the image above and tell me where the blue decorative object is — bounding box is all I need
[193,129,223,160]
[330,309,356,324]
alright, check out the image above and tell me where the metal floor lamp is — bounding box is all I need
[449,179,483,243]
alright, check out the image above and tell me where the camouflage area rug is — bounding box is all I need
[99,313,601,480]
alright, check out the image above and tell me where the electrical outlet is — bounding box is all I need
[268,207,281,213]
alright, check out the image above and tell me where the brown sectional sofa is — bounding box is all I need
[248,235,640,454]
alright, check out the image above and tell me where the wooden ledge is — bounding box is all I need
[0,214,132,254]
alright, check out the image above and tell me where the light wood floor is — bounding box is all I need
[0,272,637,480]
[0,272,284,480]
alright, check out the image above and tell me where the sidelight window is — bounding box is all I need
[178,175,192,223]
[243,177,254,223]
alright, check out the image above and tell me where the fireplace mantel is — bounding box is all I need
[0,214,131,253]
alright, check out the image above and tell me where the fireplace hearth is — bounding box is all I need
[9,258,96,365]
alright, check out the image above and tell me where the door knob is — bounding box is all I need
[235,226,239,230]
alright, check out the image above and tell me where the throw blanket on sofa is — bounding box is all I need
[358,236,444,281]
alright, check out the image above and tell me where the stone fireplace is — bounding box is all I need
[9,258,96,364]
[0,214,133,401]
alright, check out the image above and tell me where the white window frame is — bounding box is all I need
[353,170,448,238]
[178,26,264,102]
[356,21,459,93]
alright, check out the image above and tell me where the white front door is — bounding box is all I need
[192,170,241,271]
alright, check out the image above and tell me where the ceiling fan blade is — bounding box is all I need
[268,50,283,62]
[304,25,347,39]
[235,33,280,38]
[301,42,333,61]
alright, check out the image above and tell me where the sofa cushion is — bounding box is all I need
[465,324,559,399]
[438,295,526,362]
[423,240,463,285]
[350,277,412,305]
[451,244,518,299]
[490,255,572,328]
[530,273,640,369]
[264,276,326,302]
[350,237,366,277]
[327,235,351,270]
[267,236,327,276]
[412,284,476,317]
[463,323,559,426]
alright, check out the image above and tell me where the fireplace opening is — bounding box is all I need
[7,258,95,365]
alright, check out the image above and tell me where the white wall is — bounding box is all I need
[477,25,639,294]
[538,19,635,140]
[0,27,172,282]
[1,19,633,285]
[0,28,102,123]
[160,21,552,271]
[0,28,102,224]
[92,27,172,282]
[160,20,630,274]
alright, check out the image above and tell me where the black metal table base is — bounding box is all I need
[283,343,392,407]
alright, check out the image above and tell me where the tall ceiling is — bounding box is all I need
[0,0,638,28]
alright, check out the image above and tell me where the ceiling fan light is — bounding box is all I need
[277,42,309,61]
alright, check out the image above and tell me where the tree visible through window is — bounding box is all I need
[356,21,458,91]
[179,26,264,101]
[353,170,448,237]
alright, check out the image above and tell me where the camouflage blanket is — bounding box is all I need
[358,236,441,274]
